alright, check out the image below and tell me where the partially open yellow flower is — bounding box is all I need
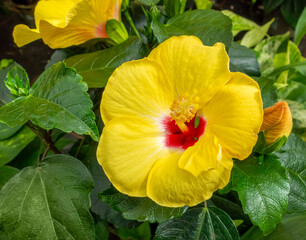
[97,36,263,207]
[13,0,121,49]
[260,101,292,145]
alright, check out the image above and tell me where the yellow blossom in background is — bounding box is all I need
[13,0,121,49]
[261,101,292,145]
[97,36,263,207]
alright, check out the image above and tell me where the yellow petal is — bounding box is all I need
[261,101,292,145]
[34,0,76,28]
[148,36,232,107]
[13,25,41,47]
[178,132,222,177]
[201,72,263,160]
[101,58,175,124]
[97,117,167,197]
[147,151,233,207]
[38,0,121,48]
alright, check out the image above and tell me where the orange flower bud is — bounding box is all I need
[260,101,292,145]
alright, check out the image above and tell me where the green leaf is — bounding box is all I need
[138,0,160,5]
[241,19,274,48]
[281,0,305,28]
[0,62,99,141]
[154,207,239,240]
[241,213,306,240]
[222,10,258,36]
[80,141,140,229]
[164,0,181,17]
[254,32,290,76]
[117,222,151,240]
[0,166,19,190]
[65,37,148,88]
[275,134,306,213]
[0,59,13,70]
[257,77,278,108]
[0,63,23,140]
[0,154,95,239]
[95,221,109,240]
[229,42,260,77]
[99,187,187,223]
[287,100,306,130]
[294,8,306,46]
[0,126,36,166]
[263,0,284,13]
[194,0,213,10]
[232,156,290,235]
[151,9,233,49]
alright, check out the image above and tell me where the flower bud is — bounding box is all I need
[260,101,292,146]
[106,19,128,45]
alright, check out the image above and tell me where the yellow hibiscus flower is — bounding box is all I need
[13,0,121,49]
[97,36,263,207]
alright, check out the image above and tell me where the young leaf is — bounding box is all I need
[0,62,23,140]
[151,9,233,49]
[99,187,187,223]
[232,156,290,235]
[0,62,99,141]
[0,126,36,166]
[154,207,240,240]
[294,8,306,46]
[275,134,306,213]
[65,37,148,88]
[254,32,290,76]
[222,10,258,36]
[229,42,260,77]
[241,19,274,48]
[0,154,95,239]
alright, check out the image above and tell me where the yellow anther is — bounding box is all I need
[170,93,199,133]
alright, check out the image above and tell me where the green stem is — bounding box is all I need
[179,0,187,14]
[268,61,306,77]
[123,10,141,39]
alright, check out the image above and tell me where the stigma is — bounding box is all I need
[170,92,199,133]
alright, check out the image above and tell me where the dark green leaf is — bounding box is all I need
[281,0,306,28]
[117,222,151,240]
[0,63,99,141]
[154,207,239,240]
[232,156,290,235]
[263,0,284,13]
[80,141,139,229]
[65,37,148,88]
[0,126,36,166]
[241,213,306,240]
[151,9,233,49]
[100,187,187,223]
[95,221,109,240]
[0,154,95,239]
[294,8,306,46]
[275,134,306,213]
[257,77,278,108]
[0,166,19,189]
[229,42,260,77]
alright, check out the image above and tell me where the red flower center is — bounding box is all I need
[163,116,206,150]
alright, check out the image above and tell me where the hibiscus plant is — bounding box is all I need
[0,0,305,239]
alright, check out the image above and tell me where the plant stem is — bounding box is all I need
[26,121,61,157]
[123,10,141,39]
